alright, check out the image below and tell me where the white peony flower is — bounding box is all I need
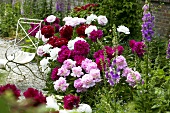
[117,25,130,34]
[59,109,78,113]
[85,25,97,36]
[78,18,86,24]
[46,15,56,23]
[86,14,98,24]
[77,104,92,113]
[63,17,73,22]
[42,36,49,43]
[43,44,52,53]
[40,58,49,72]
[35,30,43,39]
[67,37,86,50]
[46,96,59,111]
[49,47,61,61]
[97,15,108,26]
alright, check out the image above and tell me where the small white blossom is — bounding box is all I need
[35,30,43,39]
[46,96,59,111]
[43,44,52,53]
[63,17,73,22]
[77,104,92,113]
[40,58,49,72]
[86,14,98,24]
[49,47,61,61]
[117,25,130,34]
[97,15,108,26]
[46,15,56,23]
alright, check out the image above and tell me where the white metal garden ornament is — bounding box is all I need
[0,18,43,71]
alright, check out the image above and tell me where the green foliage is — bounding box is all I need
[0,2,21,37]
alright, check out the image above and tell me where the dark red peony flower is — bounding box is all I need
[73,40,90,56]
[63,94,80,110]
[129,40,136,49]
[113,45,124,55]
[23,88,46,106]
[41,25,55,38]
[47,36,68,48]
[57,46,72,63]
[0,84,21,99]
[51,67,60,81]
[73,55,86,66]
[76,24,89,38]
[60,25,73,40]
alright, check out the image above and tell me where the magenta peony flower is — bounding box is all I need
[89,30,103,42]
[28,23,40,37]
[93,50,104,59]
[63,94,80,110]
[73,55,86,66]
[57,46,72,63]
[73,40,90,56]
[115,55,127,69]
[95,55,110,70]
[0,84,21,99]
[129,40,145,57]
[113,45,124,55]
[23,88,46,106]
[51,67,60,81]
[105,46,115,60]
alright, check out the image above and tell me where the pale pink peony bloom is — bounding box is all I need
[63,59,76,69]
[82,74,95,88]
[37,46,44,56]
[85,62,98,73]
[54,77,69,91]
[57,66,70,77]
[126,71,141,86]
[122,67,133,77]
[97,15,108,26]
[74,78,87,92]
[71,66,84,77]
[115,55,127,69]
[46,15,56,23]
[89,69,101,82]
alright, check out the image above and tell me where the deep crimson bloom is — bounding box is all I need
[113,45,124,55]
[74,3,98,12]
[57,46,72,63]
[76,24,89,38]
[47,36,68,48]
[0,84,20,99]
[63,94,80,110]
[23,88,46,106]
[73,55,86,66]
[60,25,73,40]
[73,40,90,56]
[129,40,145,57]
[51,67,60,81]
[41,25,55,38]
[28,23,40,37]
[89,30,103,42]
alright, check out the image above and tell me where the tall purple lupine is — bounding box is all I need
[56,0,65,12]
[141,3,154,41]
[166,40,170,59]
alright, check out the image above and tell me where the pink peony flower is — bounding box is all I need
[71,66,84,77]
[63,59,76,69]
[74,78,87,92]
[57,66,70,77]
[115,55,127,69]
[126,71,141,87]
[122,67,133,77]
[82,74,95,88]
[37,46,45,56]
[54,77,69,92]
[89,69,101,82]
